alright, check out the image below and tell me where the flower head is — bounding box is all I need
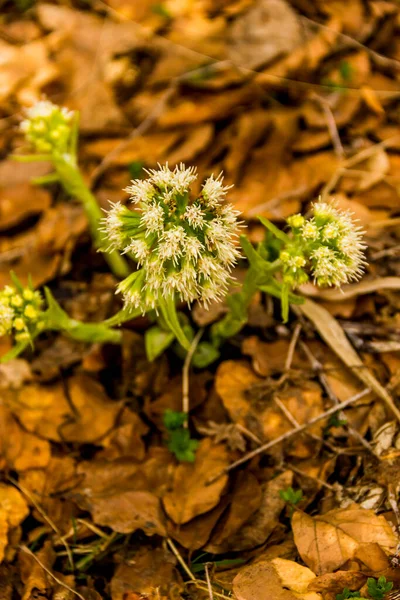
[0,282,45,342]
[282,200,367,287]
[20,100,75,154]
[103,164,243,312]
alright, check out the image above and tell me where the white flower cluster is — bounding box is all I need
[0,285,45,342]
[20,100,74,154]
[282,201,366,287]
[103,164,242,312]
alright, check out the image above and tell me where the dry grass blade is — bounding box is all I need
[298,298,400,422]
[301,277,400,301]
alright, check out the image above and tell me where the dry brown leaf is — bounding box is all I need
[167,500,228,551]
[0,405,51,472]
[227,0,302,69]
[163,438,229,525]
[206,472,262,552]
[292,503,398,574]
[84,490,167,537]
[111,547,182,600]
[19,542,55,600]
[308,571,367,596]
[3,374,122,443]
[207,470,293,552]
[271,558,321,599]
[299,298,400,422]
[233,561,298,600]
[0,484,29,564]
[0,183,51,231]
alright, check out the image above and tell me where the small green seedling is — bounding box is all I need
[367,576,393,600]
[279,486,303,506]
[336,576,393,600]
[163,409,199,462]
[336,589,362,600]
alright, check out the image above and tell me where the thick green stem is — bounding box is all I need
[53,153,130,279]
[60,320,122,344]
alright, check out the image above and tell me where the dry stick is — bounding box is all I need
[166,538,196,581]
[205,564,215,600]
[284,463,335,491]
[284,322,302,371]
[207,388,370,484]
[299,341,378,457]
[311,93,344,159]
[8,476,74,569]
[182,328,204,426]
[19,545,85,600]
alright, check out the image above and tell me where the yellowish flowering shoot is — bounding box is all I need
[280,201,366,288]
[0,282,45,343]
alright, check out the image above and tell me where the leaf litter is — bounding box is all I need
[2,0,400,598]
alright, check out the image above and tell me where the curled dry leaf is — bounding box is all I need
[292,503,398,575]
[163,438,229,525]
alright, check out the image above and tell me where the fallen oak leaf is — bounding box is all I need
[292,503,398,575]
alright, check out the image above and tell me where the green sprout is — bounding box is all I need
[163,409,199,462]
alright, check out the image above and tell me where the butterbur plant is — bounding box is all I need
[15,100,129,278]
[102,163,242,350]
[336,576,393,600]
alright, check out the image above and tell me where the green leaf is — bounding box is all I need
[145,325,175,361]
[258,216,290,243]
[158,295,191,351]
[163,409,187,430]
[167,428,199,462]
[191,341,220,368]
[128,161,145,179]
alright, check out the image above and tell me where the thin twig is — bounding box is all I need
[284,323,302,371]
[205,564,215,600]
[311,94,344,159]
[207,388,370,483]
[8,477,74,569]
[19,545,85,600]
[182,328,203,426]
[284,463,335,491]
[166,538,196,581]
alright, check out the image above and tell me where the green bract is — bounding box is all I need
[103,164,243,314]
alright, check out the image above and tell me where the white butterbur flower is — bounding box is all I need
[283,199,367,288]
[103,164,243,313]
[140,203,165,234]
[0,300,14,336]
[184,204,205,229]
[201,172,233,208]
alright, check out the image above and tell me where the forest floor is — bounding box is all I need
[1,0,400,599]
